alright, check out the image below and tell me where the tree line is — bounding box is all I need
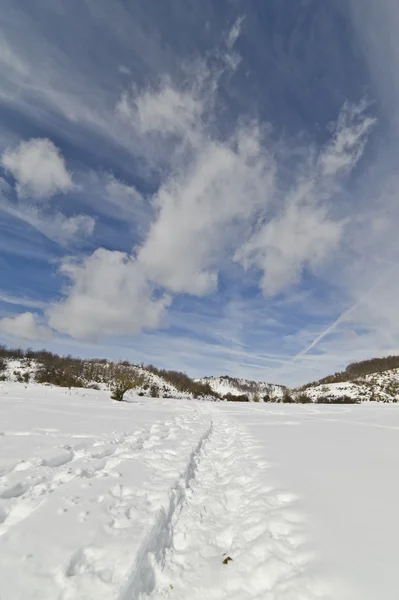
[301,355,399,389]
[0,345,218,401]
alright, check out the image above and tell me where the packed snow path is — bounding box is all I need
[144,411,325,600]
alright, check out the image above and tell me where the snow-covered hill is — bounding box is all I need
[3,351,399,403]
[1,355,285,402]
[0,358,211,400]
[197,375,286,400]
[300,368,399,403]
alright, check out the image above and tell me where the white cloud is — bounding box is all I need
[68,172,151,243]
[318,100,376,178]
[234,101,375,296]
[0,157,94,246]
[138,123,275,295]
[47,249,170,340]
[0,312,53,341]
[1,138,73,199]
[235,203,342,296]
[119,71,275,296]
[105,176,150,231]
[226,16,245,50]
[0,292,47,310]
[58,214,95,240]
[0,198,95,246]
[106,177,144,206]
[118,85,204,141]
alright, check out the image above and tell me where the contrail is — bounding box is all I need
[295,265,397,359]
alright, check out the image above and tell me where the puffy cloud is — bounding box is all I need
[0,312,53,341]
[138,124,275,295]
[0,143,94,246]
[118,72,275,296]
[47,249,170,340]
[236,203,342,296]
[0,138,73,199]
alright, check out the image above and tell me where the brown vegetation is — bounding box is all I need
[301,355,399,389]
[110,365,146,401]
[145,365,217,398]
[223,393,250,402]
[0,345,218,400]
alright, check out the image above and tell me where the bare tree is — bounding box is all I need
[110,365,146,401]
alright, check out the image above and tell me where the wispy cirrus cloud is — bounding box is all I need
[0,199,95,246]
[0,292,47,310]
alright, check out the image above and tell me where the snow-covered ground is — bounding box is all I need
[221,402,399,600]
[1,383,398,599]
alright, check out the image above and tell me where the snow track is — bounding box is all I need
[0,408,212,599]
[0,416,184,538]
[144,410,327,600]
[119,417,212,600]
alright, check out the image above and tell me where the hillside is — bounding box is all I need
[197,375,286,401]
[0,346,286,403]
[0,347,216,401]
[298,357,399,403]
[306,355,399,386]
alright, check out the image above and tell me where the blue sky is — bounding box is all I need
[1,0,399,386]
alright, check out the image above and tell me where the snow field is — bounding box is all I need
[2,384,398,599]
[0,384,325,600]
[0,385,212,599]
[220,402,399,600]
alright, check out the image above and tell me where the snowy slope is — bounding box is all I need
[1,358,38,382]
[134,366,194,399]
[197,375,286,399]
[0,358,202,400]
[301,368,399,402]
